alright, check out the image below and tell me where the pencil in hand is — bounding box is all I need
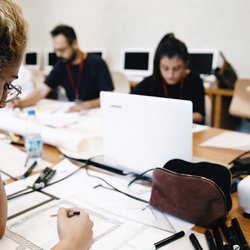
[51,211,80,217]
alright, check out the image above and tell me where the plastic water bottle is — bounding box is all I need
[24,109,43,160]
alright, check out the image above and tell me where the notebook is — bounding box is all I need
[98,91,193,175]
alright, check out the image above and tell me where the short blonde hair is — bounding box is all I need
[0,0,28,68]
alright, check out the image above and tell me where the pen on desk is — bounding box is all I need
[219,220,240,250]
[189,233,203,250]
[146,231,185,250]
[231,218,249,250]
[24,156,29,168]
[205,229,217,250]
[32,168,56,190]
[0,169,18,181]
[10,141,25,147]
[51,211,81,217]
[212,226,224,250]
[21,161,37,179]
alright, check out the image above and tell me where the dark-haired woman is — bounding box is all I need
[131,33,205,124]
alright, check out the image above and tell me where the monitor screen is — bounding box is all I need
[84,49,105,59]
[44,51,59,74]
[24,51,40,69]
[188,49,219,75]
[124,52,149,70]
[48,52,59,66]
[121,49,152,78]
[87,52,103,58]
[25,52,37,65]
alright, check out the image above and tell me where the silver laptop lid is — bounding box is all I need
[100,91,193,174]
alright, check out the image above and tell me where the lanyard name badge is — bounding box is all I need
[66,52,85,102]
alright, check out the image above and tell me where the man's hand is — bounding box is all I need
[68,102,91,112]
[68,98,100,112]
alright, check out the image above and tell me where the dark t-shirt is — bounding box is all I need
[45,54,114,101]
[131,72,205,116]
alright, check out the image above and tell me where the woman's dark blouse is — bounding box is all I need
[131,72,205,117]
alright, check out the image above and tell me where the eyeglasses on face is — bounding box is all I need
[0,75,22,103]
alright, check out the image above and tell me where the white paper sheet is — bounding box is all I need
[24,99,74,114]
[192,123,210,133]
[1,159,197,250]
[5,173,39,196]
[8,190,52,217]
[3,198,207,250]
[0,236,20,249]
[0,141,50,181]
[44,159,194,233]
[200,131,250,151]
[5,199,170,250]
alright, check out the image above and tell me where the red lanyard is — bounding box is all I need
[66,52,85,100]
[162,79,184,99]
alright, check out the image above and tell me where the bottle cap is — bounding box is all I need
[28,109,36,116]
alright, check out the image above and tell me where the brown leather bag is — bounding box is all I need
[149,159,232,227]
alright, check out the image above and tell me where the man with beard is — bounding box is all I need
[13,25,114,112]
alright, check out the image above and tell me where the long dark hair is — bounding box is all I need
[152,33,189,85]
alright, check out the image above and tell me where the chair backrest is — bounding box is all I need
[111,71,130,93]
[229,79,250,119]
[204,95,212,126]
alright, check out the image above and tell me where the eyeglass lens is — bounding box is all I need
[2,83,22,103]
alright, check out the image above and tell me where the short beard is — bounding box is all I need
[60,49,77,63]
[67,50,77,63]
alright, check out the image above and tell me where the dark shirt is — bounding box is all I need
[45,54,114,101]
[131,72,205,117]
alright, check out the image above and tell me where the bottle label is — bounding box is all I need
[25,134,43,158]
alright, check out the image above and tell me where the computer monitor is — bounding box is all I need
[84,49,105,59]
[45,51,59,74]
[188,49,219,76]
[48,52,59,66]
[121,49,152,80]
[24,50,40,70]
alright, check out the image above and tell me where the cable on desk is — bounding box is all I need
[228,150,250,165]
[127,168,154,187]
[7,189,35,200]
[85,168,149,204]
[45,164,84,187]
[229,150,250,186]
[7,163,87,200]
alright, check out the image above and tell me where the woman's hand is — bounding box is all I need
[52,207,93,250]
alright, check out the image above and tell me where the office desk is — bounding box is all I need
[205,87,236,129]
[40,127,250,243]
[193,128,250,241]
[43,144,62,165]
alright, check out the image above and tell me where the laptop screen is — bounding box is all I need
[100,92,193,174]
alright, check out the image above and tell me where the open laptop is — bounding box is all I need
[96,91,193,175]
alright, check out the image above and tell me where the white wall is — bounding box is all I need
[17,0,250,77]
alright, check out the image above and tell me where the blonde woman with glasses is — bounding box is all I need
[0,1,93,249]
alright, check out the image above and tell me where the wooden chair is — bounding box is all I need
[111,71,130,93]
[229,79,250,119]
[204,95,212,126]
